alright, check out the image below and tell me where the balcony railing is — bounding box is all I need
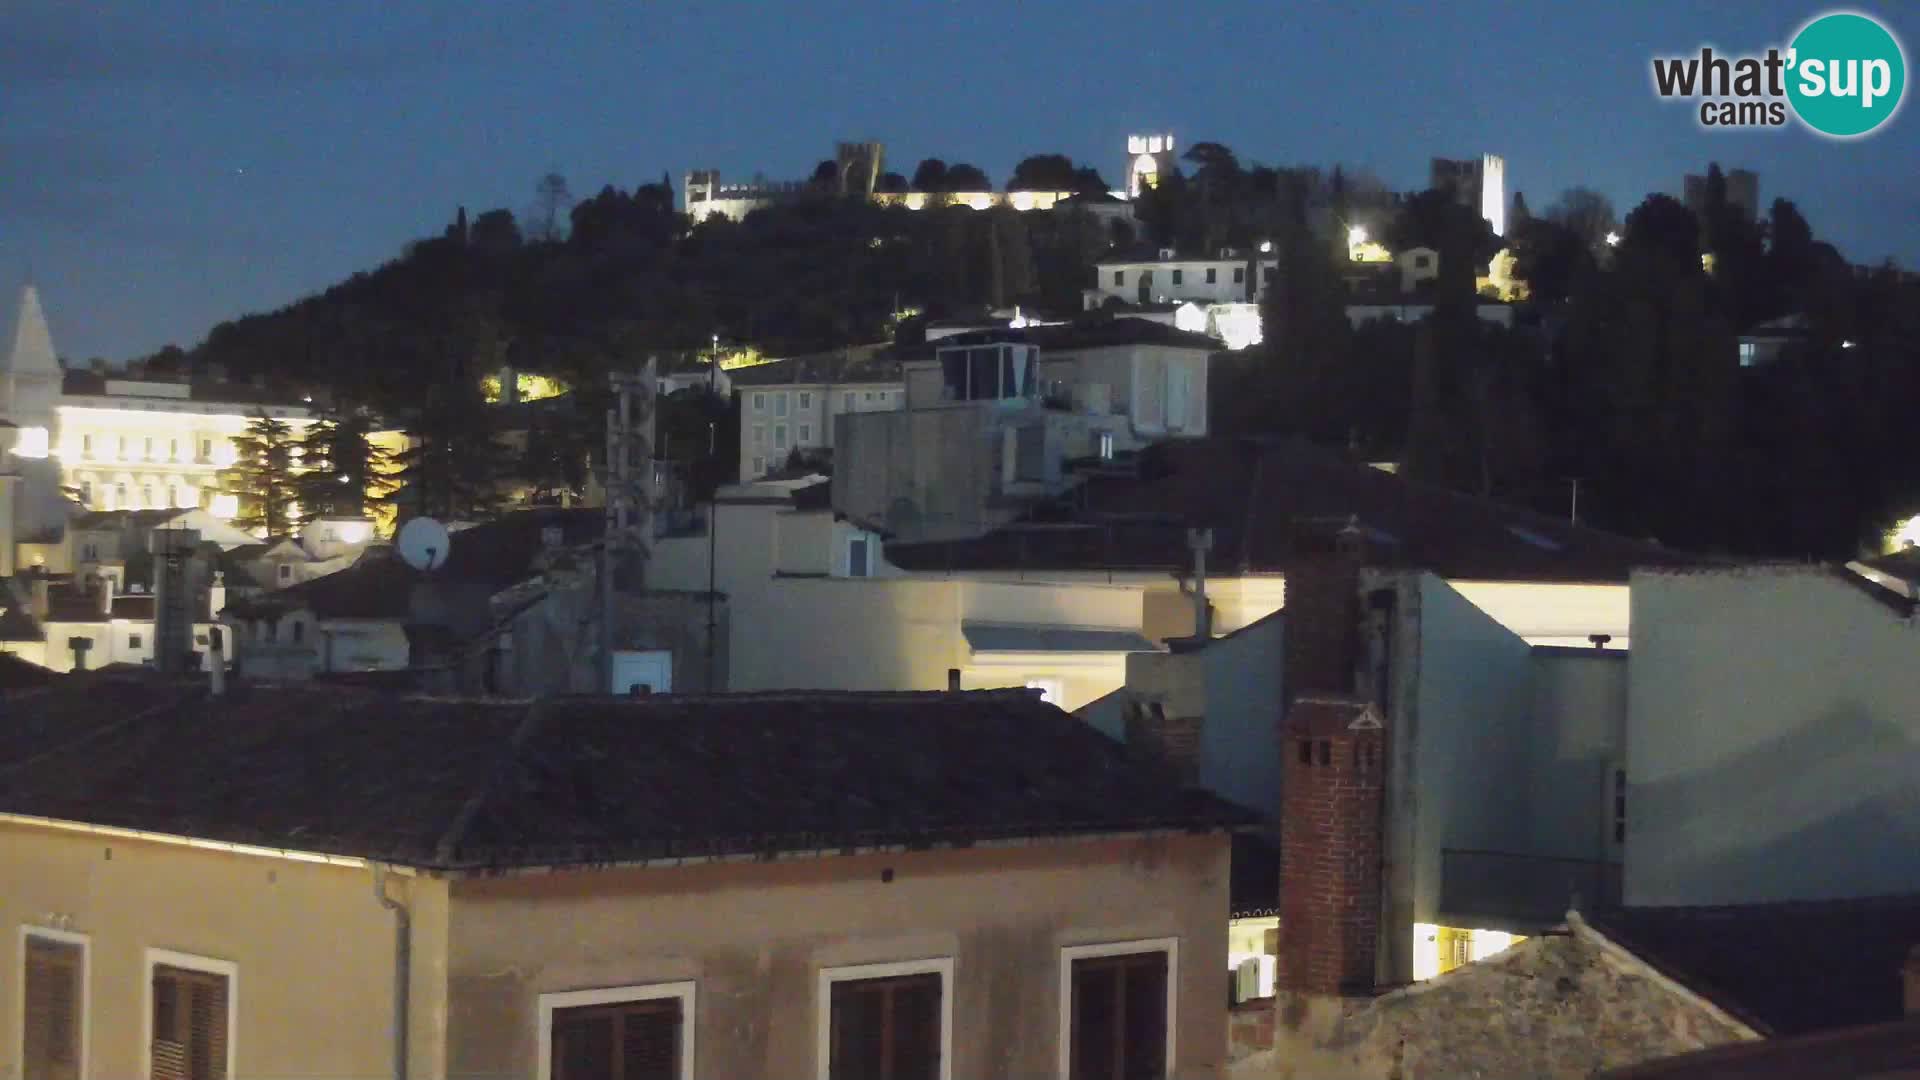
[1440,848,1622,930]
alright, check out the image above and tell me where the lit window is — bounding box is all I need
[1739,341,1758,367]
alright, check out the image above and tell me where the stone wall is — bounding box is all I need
[1229,915,1758,1080]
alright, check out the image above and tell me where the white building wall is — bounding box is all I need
[1625,566,1920,906]
[1528,651,1628,862]
[1092,258,1278,307]
[738,382,903,482]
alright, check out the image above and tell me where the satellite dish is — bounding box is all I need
[396,517,452,572]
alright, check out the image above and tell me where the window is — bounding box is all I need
[277,564,293,583]
[753,426,766,448]
[1170,269,1183,285]
[1413,253,1432,269]
[82,544,99,561]
[170,438,180,460]
[774,425,788,451]
[1263,267,1277,283]
[844,392,857,410]
[265,622,278,643]
[1612,766,1627,845]
[538,982,695,1080]
[1233,267,1245,284]
[144,437,154,459]
[23,928,88,1080]
[147,949,235,1080]
[292,621,305,645]
[817,959,951,1080]
[751,456,765,476]
[1141,270,1154,286]
[799,392,813,410]
[1205,268,1217,284]
[1097,432,1115,461]
[200,440,213,461]
[1112,270,1125,286]
[82,434,93,456]
[129,633,144,650]
[1058,940,1176,1080]
[847,536,870,578]
[799,424,813,444]
[864,392,875,402]
[774,393,789,418]
[752,393,766,412]
[1738,341,1758,367]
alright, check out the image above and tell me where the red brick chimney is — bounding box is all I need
[1277,529,1387,998]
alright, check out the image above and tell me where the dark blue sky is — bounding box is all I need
[4,1,1916,362]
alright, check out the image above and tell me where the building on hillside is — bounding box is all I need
[1683,167,1760,223]
[834,318,1220,543]
[0,286,315,520]
[1736,313,1810,367]
[1126,132,1178,197]
[729,349,905,483]
[1431,153,1507,236]
[0,674,1250,1079]
[1086,247,1276,350]
[0,549,228,673]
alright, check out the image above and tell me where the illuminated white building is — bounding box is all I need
[1087,246,1276,350]
[1124,133,1177,198]
[0,286,313,522]
[1430,153,1507,237]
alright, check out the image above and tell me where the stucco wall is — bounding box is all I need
[1232,918,1755,1080]
[1201,614,1286,818]
[732,577,966,693]
[444,836,1230,1080]
[1452,580,1630,649]
[0,823,450,1080]
[1529,651,1627,862]
[1626,567,1920,905]
[1409,576,1535,925]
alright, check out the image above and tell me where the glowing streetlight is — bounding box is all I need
[1604,232,1621,247]
[1348,225,1369,246]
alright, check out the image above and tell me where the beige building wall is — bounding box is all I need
[0,822,449,1080]
[445,835,1230,1079]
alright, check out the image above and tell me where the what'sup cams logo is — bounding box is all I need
[1652,11,1906,138]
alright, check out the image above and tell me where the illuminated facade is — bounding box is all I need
[1125,132,1176,198]
[1430,153,1507,237]
[1,286,313,523]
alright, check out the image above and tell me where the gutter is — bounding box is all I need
[0,812,368,867]
[372,863,412,1080]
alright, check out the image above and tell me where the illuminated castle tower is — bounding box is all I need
[1429,153,1506,237]
[1126,133,1177,198]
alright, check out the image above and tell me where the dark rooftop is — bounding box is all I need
[1591,896,1920,1037]
[0,677,1254,871]
[934,317,1220,354]
[59,371,310,410]
[0,652,57,690]
[885,438,1704,583]
[1600,1018,1920,1080]
[725,347,902,387]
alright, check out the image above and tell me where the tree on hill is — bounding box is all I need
[911,159,949,191]
[392,380,516,522]
[1009,154,1079,191]
[220,412,298,536]
[944,163,990,191]
[528,173,574,243]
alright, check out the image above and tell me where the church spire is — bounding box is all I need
[4,285,61,379]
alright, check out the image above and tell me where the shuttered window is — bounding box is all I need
[1069,951,1169,1080]
[828,973,941,1080]
[151,964,229,1080]
[550,998,681,1080]
[25,936,83,1080]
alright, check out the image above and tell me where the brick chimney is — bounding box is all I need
[1277,531,1387,998]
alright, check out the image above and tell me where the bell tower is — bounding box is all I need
[1125,133,1177,199]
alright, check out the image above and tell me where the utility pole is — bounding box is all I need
[599,359,656,695]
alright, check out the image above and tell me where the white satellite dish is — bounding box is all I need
[396,517,452,572]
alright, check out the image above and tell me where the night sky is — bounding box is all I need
[4,0,1916,363]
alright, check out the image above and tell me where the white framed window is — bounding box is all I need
[773,425,788,451]
[19,926,90,1080]
[846,535,871,578]
[1057,939,1177,1080]
[774,393,789,417]
[844,392,856,411]
[864,392,875,402]
[799,424,813,444]
[817,958,953,1080]
[753,426,766,448]
[537,981,696,1080]
[752,393,766,412]
[799,391,813,410]
[144,947,237,1080]
[751,456,765,476]
[1738,341,1758,366]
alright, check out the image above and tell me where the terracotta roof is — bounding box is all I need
[0,678,1255,871]
[885,439,1705,583]
[1590,896,1920,1037]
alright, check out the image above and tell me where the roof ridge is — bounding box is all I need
[432,700,547,866]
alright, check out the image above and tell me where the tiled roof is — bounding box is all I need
[0,653,56,690]
[1591,896,1920,1037]
[70,508,191,531]
[885,438,1706,583]
[59,371,309,409]
[0,678,1255,871]
[726,350,904,387]
[1599,1018,1920,1080]
[225,509,603,622]
[935,317,1220,353]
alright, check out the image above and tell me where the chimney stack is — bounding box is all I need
[1277,532,1387,998]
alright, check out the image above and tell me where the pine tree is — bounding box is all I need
[220,412,298,536]
[393,381,515,522]
[294,405,395,525]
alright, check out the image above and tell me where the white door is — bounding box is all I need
[611,650,672,695]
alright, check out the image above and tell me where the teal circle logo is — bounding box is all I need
[1787,12,1906,137]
